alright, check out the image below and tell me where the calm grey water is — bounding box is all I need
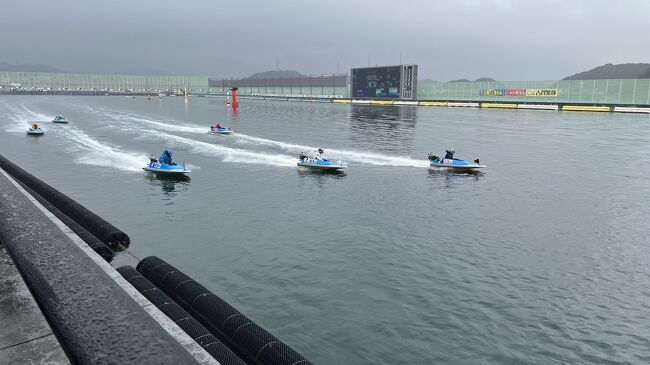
[2,95,650,364]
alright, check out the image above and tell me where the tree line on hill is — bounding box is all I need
[563,63,650,80]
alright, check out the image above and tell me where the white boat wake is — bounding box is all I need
[105,111,207,134]
[2,103,51,133]
[109,122,297,167]
[232,133,430,168]
[6,103,148,172]
[94,108,429,168]
[54,125,148,172]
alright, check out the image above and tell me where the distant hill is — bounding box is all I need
[0,63,182,76]
[245,70,303,79]
[114,67,170,76]
[639,68,650,79]
[0,62,64,73]
[563,63,650,80]
[448,77,495,82]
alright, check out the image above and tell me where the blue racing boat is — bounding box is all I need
[52,115,68,123]
[26,123,45,135]
[428,151,485,170]
[297,149,346,171]
[209,124,232,135]
[143,150,191,175]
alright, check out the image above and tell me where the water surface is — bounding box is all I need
[1,95,650,364]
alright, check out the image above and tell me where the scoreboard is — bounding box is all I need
[350,64,418,100]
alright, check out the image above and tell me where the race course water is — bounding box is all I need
[2,95,650,364]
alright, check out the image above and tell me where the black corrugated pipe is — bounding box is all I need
[137,256,313,365]
[0,171,199,364]
[0,154,129,250]
[18,181,114,262]
[117,266,246,365]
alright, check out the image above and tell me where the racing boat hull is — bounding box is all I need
[297,159,346,171]
[143,162,190,174]
[429,158,485,170]
[210,128,232,135]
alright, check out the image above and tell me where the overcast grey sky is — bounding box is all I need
[1,0,648,80]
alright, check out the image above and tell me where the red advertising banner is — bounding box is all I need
[506,89,526,96]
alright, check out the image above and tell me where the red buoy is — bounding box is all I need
[232,87,239,109]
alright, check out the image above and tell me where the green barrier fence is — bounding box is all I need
[0,71,208,93]
[418,79,650,105]
[2,70,649,105]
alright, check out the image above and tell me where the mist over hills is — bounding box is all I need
[0,62,170,76]
[113,67,171,76]
[0,62,64,73]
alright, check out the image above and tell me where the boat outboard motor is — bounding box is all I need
[317,148,324,155]
[428,153,439,162]
[474,159,480,164]
[149,154,158,163]
[299,152,307,160]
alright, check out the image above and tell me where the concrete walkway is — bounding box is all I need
[0,243,69,364]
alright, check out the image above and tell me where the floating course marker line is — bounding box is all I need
[613,107,650,114]
[517,104,559,110]
[562,105,611,112]
[331,98,648,114]
[480,103,517,109]
[419,101,448,106]
[369,100,394,105]
[448,102,480,107]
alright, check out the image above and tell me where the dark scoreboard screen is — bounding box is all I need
[352,66,402,99]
